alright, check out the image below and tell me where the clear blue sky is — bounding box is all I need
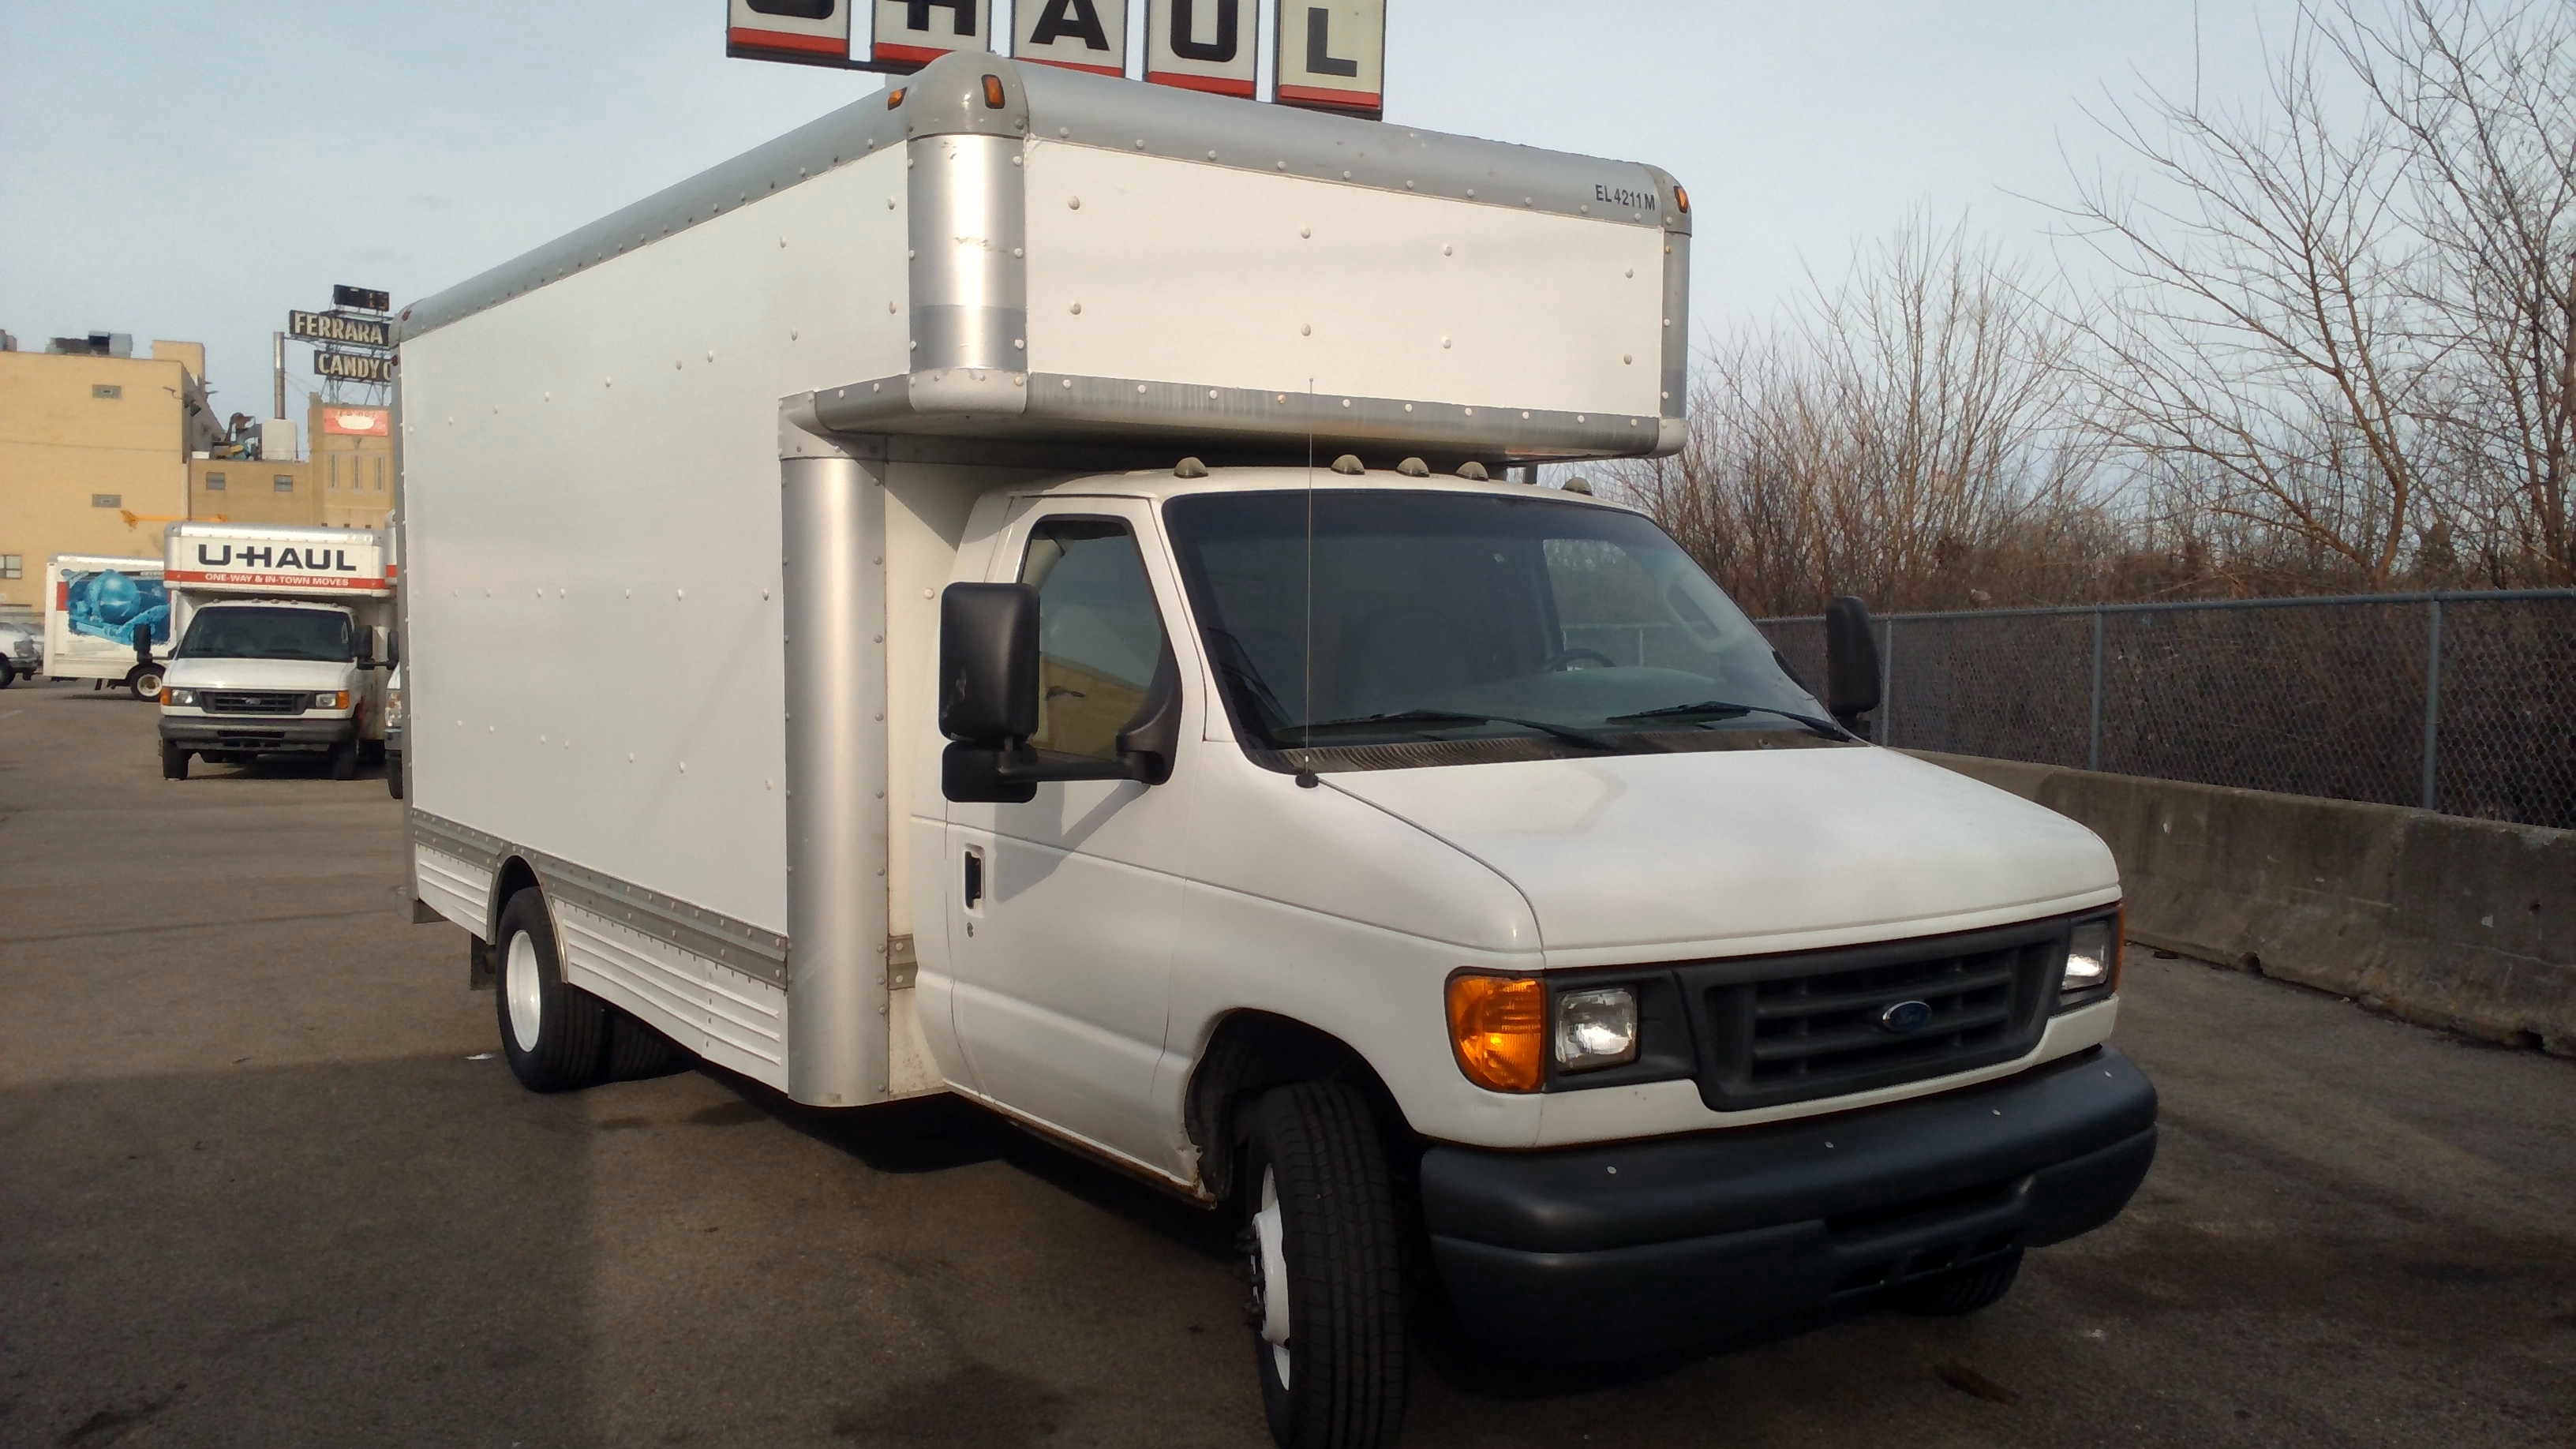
[0,1,2295,419]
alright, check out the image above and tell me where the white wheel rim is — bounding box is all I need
[1252,1166,1292,1389]
[504,930,544,1054]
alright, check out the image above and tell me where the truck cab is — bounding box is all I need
[155,522,395,781]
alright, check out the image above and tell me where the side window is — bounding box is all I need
[1018,518,1167,762]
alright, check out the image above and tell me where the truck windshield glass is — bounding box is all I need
[174,608,352,662]
[1163,489,1838,760]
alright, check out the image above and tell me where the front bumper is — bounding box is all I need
[1420,1046,2157,1361]
[160,715,357,754]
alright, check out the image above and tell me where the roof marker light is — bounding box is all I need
[982,76,1007,109]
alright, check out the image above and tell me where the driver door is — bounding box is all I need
[942,497,1194,1169]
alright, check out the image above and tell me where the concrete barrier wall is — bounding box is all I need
[1914,752,2576,1058]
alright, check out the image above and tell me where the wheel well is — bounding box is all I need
[487,856,542,946]
[1185,1012,1414,1207]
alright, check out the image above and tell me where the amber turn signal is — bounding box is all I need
[1446,974,1546,1093]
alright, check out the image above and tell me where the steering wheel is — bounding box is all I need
[1542,647,1617,672]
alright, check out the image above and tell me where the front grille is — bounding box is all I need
[201,690,309,716]
[1685,920,2065,1111]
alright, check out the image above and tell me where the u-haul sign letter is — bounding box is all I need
[1015,0,1129,76]
[873,0,995,73]
[727,0,854,68]
[1273,2,1383,118]
[1144,0,1256,99]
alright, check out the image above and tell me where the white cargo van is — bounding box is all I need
[157,522,396,781]
[41,553,171,698]
[398,57,2154,1447]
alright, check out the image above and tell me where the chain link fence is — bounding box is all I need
[1749,591,2576,829]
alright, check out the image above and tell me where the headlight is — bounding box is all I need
[1554,987,1639,1071]
[315,691,348,710]
[2064,914,2121,994]
[163,687,195,706]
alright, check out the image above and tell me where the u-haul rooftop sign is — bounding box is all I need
[167,532,392,596]
[725,0,1387,118]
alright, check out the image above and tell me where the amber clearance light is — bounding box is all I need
[1446,974,1545,1093]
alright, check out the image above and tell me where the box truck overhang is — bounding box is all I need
[397,53,1692,467]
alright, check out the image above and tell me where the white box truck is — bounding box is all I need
[156,522,396,781]
[398,56,2154,1447]
[41,553,171,698]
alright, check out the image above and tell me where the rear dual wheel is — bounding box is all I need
[495,889,608,1092]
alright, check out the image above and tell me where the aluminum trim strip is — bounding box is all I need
[806,371,1669,462]
[406,810,790,987]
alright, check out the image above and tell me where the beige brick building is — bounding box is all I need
[0,339,220,617]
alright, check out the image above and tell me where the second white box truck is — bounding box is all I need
[155,522,397,781]
[398,56,2155,1448]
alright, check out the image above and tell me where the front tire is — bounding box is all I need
[385,752,404,799]
[161,743,189,780]
[1242,1081,1409,1449]
[0,661,16,688]
[493,888,607,1092]
[328,737,358,781]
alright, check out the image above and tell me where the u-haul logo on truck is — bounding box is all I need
[167,542,390,592]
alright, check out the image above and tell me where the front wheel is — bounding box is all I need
[493,889,607,1092]
[328,738,358,781]
[1242,1081,1409,1449]
[161,743,189,780]
[126,665,164,701]
[0,661,16,688]
[386,752,404,799]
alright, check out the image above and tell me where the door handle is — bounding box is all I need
[963,848,984,910]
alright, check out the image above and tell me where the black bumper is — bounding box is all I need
[1420,1046,2157,1360]
[160,716,355,754]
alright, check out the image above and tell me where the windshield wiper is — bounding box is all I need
[1285,709,1619,749]
[1606,699,1848,739]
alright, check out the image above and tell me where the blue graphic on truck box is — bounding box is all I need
[62,569,170,649]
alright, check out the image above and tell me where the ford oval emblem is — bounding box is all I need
[1878,999,1934,1035]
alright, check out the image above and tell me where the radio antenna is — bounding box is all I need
[1302,377,1316,762]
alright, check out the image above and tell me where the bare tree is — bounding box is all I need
[2326,0,2576,585]
[2054,13,2434,587]
[1614,214,2112,616]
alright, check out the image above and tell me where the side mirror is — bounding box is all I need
[385,628,401,670]
[354,630,377,668]
[938,581,1181,803]
[1824,595,1881,739]
[131,621,153,661]
[938,583,1040,744]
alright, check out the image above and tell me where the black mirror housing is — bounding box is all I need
[1824,595,1881,736]
[940,583,1040,743]
[131,621,154,659]
[355,631,377,668]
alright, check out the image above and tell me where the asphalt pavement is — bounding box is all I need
[2,681,2570,1447]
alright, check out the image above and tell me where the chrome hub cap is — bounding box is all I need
[504,930,544,1054]
[1251,1166,1292,1389]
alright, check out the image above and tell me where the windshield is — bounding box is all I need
[1163,489,1842,763]
[174,606,354,662]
